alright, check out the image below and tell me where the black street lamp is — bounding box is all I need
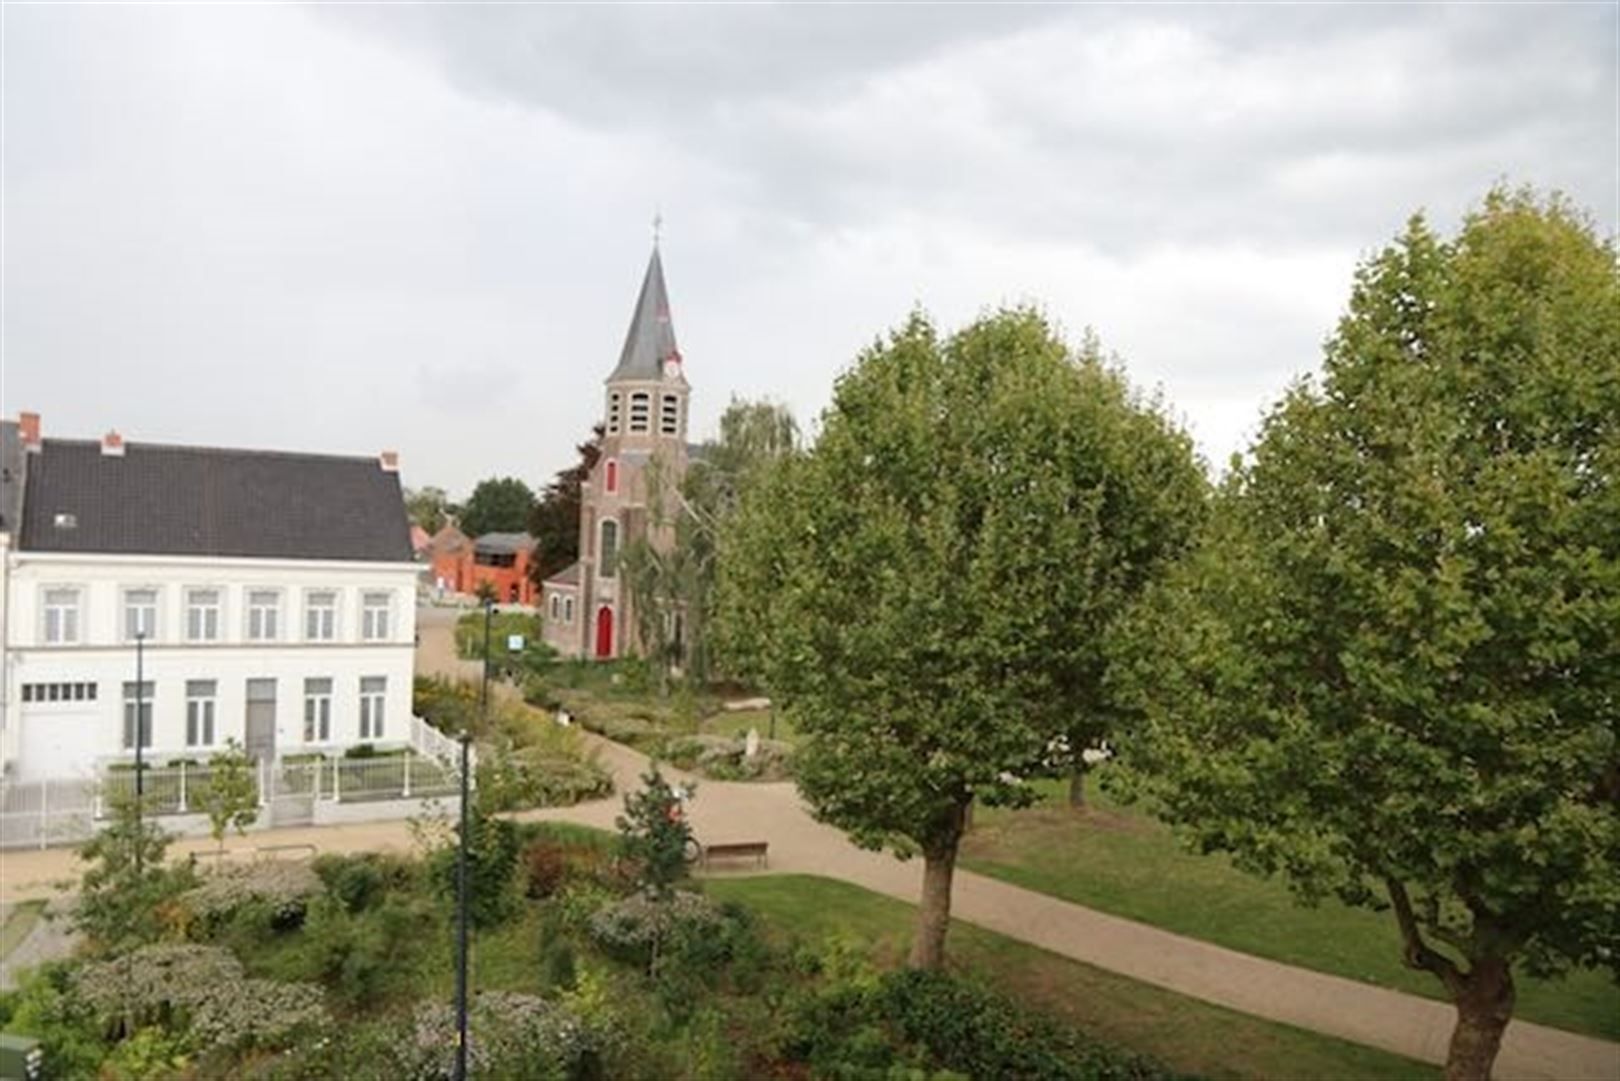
[133,631,146,875]
[454,730,471,1081]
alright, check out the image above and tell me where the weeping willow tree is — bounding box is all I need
[621,398,799,688]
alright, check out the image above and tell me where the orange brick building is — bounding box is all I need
[427,526,538,606]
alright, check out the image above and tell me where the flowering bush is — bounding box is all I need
[71,944,327,1051]
[587,891,725,967]
[182,860,322,929]
[395,991,594,1079]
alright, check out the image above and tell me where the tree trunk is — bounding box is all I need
[908,846,958,970]
[1444,958,1514,1081]
[908,800,968,971]
[1068,765,1088,809]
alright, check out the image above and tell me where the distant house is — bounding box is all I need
[409,524,432,557]
[428,525,537,607]
[0,412,420,781]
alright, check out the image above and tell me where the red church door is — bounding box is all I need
[594,606,614,659]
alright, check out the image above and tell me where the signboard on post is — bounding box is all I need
[507,634,525,653]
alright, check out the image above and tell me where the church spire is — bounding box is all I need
[608,244,681,382]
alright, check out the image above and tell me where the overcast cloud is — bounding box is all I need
[3,4,1615,496]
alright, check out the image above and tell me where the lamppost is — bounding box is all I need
[453,730,471,1081]
[456,596,491,1080]
[133,631,146,875]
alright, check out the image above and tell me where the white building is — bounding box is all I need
[0,414,420,781]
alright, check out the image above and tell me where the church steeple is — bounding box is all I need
[608,247,682,383]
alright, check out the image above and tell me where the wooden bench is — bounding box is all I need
[701,841,768,869]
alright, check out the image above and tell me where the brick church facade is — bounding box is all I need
[540,246,690,659]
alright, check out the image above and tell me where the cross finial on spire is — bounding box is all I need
[652,208,663,248]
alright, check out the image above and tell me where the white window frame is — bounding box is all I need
[304,590,338,642]
[122,681,154,750]
[246,589,281,642]
[186,680,218,748]
[361,592,391,642]
[122,587,159,642]
[359,676,386,740]
[42,586,82,645]
[185,587,222,642]
[303,678,333,742]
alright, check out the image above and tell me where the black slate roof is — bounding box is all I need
[19,439,413,562]
[609,247,682,382]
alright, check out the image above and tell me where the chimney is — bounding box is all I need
[379,450,399,472]
[101,430,126,457]
[19,412,40,452]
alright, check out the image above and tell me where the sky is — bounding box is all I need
[3,3,1615,498]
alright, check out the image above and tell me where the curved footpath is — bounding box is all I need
[2,613,1614,1081]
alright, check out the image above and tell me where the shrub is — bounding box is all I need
[397,991,594,1079]
[587,892,725,969]
[523,839,570,899]
[0,962,107,1078]
[303,895,432,1010]
[183,860,322,930]
[615,767,693,899]
[312,852,417,914]
[75,795,195,953]
[881,970,1179,1081]
[71,944,327,1052]
[428,803,520,929]
[344,743,378,759]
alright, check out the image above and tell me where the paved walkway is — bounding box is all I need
[2,612,1615,1080]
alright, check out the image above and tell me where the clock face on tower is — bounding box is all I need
[663,357,681,379]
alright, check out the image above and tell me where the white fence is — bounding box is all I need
[0,719,470,849]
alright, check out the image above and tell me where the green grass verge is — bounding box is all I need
[707,874,1433,1081]
[0,901,46,961]
[959,782,1620,1041]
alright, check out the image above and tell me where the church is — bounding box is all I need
[540,245,692,660]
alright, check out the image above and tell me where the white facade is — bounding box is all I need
[1,550,418,780]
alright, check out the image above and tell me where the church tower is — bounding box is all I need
[542,244,691,660]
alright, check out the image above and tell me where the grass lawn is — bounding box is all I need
[707,874,1432,1081]
[0,900,46,961]
[959,782,1620,1041]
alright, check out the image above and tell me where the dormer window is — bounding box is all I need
[628,392,651,433]
[607,392,622,435]
[660,394,680,435]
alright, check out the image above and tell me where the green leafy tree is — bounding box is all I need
[529,425,604,585]
[616,766,694,899]
[459,476,536,538]
[717,308,1203,969]
[404,485,451,534]
[199,739,259,857]
[75,795,193,953]
[622,399,799,686]
[1110,190,1620,1081]
[430,801,520,929]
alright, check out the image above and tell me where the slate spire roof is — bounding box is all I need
[608,246,682,382]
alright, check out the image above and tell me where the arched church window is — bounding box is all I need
[628,393,651,433]
[599,519,619,578]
